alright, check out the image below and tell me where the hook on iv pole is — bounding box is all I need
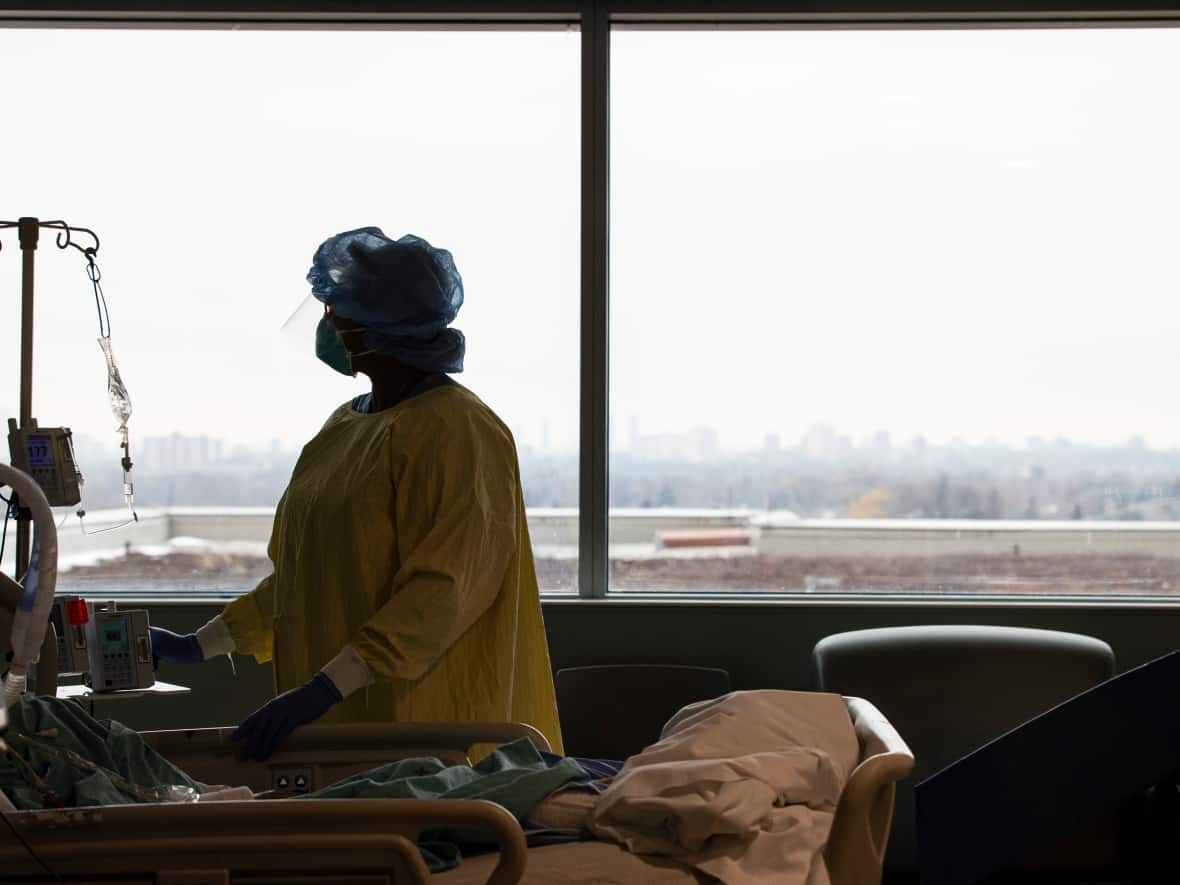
[0,219,100,257]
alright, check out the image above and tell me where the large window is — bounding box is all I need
[4,14,1180,601]
[610,26,1180,594]
[0,26,580,593]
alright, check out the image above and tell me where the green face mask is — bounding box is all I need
[315,315,367,377]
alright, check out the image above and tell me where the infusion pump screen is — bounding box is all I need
[102,618,128,654]
[26,435,53,468]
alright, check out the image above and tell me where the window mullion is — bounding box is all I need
[579,0,609,598]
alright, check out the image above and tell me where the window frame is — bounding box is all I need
[5,1,1180,602]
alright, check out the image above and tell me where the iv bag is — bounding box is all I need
[98,337,132,432]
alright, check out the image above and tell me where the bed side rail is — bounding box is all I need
[142,720,552,793]
[826,696,915,885]
[143,720,550,755]
[0,797,527,885]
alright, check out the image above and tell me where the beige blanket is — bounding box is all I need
[588,690,858,885]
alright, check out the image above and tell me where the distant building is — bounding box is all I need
[870,430,892,453]
[801,423,838,459]
[141,433,224,472]
[629,425,720,463]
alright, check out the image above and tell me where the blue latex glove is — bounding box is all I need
[233,672,343,762]
[149,627,204,664]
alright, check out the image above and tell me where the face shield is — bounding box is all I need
[278,293,322,358]
[280,295,373,376]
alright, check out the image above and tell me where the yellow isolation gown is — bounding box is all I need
[219,383,563,754]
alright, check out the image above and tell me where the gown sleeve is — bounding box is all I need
[220,573,276,663]
[220,490,287,663]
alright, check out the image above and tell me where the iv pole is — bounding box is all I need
[0,216,101,582]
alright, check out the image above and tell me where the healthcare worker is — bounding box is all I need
[150,227,563,761]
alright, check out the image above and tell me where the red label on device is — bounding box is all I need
[65,598,89,625]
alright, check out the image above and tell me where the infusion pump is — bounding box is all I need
[7,419,82,508]
[49,598,155,692]
[49,596,90,676]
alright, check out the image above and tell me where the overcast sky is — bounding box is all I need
[2,25,1179,462]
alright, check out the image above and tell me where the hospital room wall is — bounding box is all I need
[111,601,1180,733]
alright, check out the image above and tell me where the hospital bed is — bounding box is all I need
[0,467,913,884]
[0,691,912,884]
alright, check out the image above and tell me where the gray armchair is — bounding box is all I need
[812,624,1115,875]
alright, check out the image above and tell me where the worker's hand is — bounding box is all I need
[148,627,204,664]
[233,672,343,762]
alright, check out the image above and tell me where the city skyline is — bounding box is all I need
[57,419,1180,464]
[10,389,1180,461]
[58,420,1180,522]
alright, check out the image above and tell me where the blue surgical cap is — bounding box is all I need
[307,226,465,373]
